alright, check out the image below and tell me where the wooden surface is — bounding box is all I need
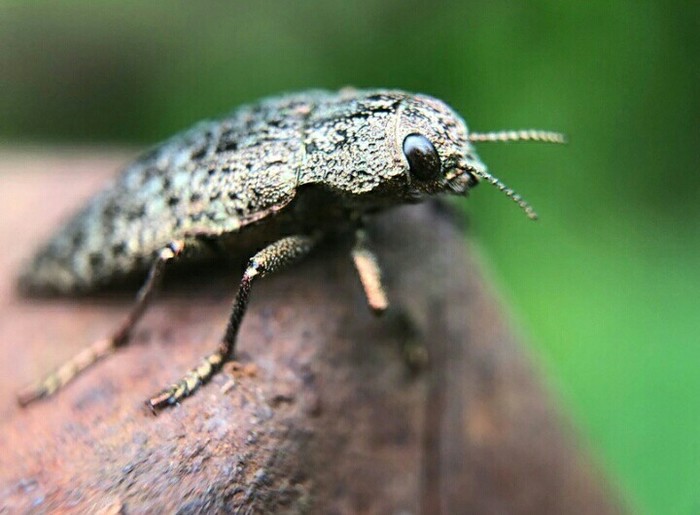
[0,150,622,513]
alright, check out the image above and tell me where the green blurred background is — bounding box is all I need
[1,1,698,512]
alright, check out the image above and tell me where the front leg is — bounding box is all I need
[351,228,428,371]
[351,228,388,315]
[147,234,317,412]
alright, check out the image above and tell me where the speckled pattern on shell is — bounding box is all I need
[20,89,483,294]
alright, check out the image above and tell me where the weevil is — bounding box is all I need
[16,88,564,412]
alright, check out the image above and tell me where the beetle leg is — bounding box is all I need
[147,234,316,412]
[17,240,187,406]
[351,228,388,315]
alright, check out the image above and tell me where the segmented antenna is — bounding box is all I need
[468,130,566,144]
[468,129,565,219]
[473,169,539,220]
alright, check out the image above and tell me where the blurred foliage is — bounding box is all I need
[1,1,698,512]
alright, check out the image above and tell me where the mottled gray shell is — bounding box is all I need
[20,89,480,294]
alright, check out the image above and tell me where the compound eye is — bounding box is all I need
[402,134,441,181]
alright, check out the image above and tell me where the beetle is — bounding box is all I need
[16,88,564,412]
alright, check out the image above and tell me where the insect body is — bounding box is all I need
[17,88,564,411]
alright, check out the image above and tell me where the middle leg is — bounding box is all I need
[147,234,317,412]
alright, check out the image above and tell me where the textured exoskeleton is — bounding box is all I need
[18,88,564,411]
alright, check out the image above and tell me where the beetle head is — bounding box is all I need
[393,93,565,220]
[301,90,564,219]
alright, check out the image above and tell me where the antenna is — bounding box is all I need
[467,128,565,219]
[472,169,539,220]
[468,130,566,144]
